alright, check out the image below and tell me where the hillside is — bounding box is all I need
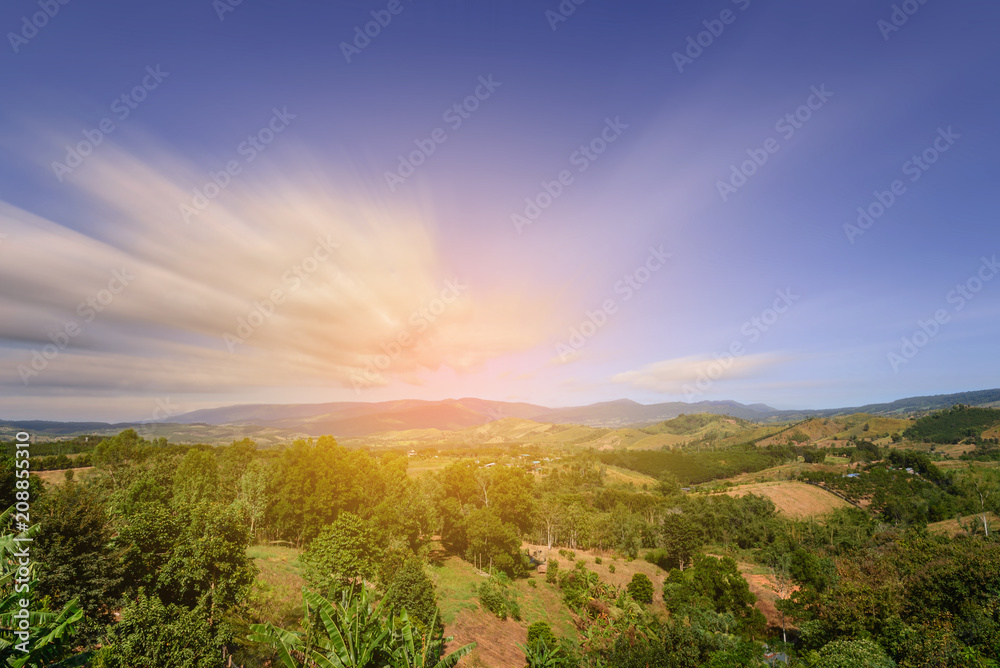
[903,405,1000,444]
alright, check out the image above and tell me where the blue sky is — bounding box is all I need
[1,0,998,421]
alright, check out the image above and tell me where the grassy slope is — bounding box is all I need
[723,481,852,518]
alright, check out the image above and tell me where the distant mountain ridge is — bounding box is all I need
[5,388,999,440]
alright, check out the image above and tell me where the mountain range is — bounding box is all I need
[4,388,999,442]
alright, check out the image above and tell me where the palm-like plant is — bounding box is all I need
[389,608,473,668]
[249,586,474,668]
[516,638,565,668]
[0,506,89,667]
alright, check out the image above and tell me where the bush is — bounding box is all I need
[608,564,616,574]
[594,557,603,565]
[384,558,440,633]
[815,638,895,668]
[526,621,558,649]
[626,573,654,604]
[546,559,559,584]
[478,574,521,621]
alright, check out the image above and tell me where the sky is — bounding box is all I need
[1,0,999,422]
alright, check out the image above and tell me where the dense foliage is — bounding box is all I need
[4,412,999,666]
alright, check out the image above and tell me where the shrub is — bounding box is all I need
[478,574,521,621]
[626,573,654,604]
[608,564,616,574]
[526,621,558,649]
[594,557,603,565]
[546,559,559,584]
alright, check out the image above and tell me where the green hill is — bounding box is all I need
[903,405,1000,444]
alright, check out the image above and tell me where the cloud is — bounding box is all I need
[0,139,557,403]
[611,352,795,394]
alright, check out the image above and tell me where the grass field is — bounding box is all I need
[723,481,852,518]
[928,512,1000,537]
[604,465,658,487]
[245,544,307,629]
[34,466,98,486]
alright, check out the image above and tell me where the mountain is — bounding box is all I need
[532,399,776,427]
[7,388,999,441]
[163,398,551,438]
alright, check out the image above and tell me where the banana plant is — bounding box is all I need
[516,638,565,668]
[250,585,475,668]
[0,506,89,667]
[388,608,474,668]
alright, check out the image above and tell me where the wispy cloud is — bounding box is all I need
[0,139,558,408]
[611,352,796,394]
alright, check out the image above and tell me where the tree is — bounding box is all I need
[627,573,654,604]
[814,638,895,668]
[172,449,219,507]
[300,512,380,595]
[657,471,681,497]
[99,590,231,668]
[463,507,522,576]
[156,502,257,616]
[34,480,123,635]
[663,555,766,637]
[93,429,147,489]
[488,466,536,534]
[384,558,440,634]
[217,438,256,503]
[234,458,269,539]
[0,507,88,667]
[656,513,701,570]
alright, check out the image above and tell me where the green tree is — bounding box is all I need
[0,507,89,667]
[663,555,766,637]
[34,480,123,635]
[627,573,654,604]
[93,429,148,489]
[217,438,256,503]
[300,512,380,595]
[172,449,219,507]
[464,507,522,576]
[384,558,440,633]
[98,590,231,668]
[814,638,895,668]
[156,502,257,615]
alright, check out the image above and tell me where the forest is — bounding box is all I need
[0,416,997,668]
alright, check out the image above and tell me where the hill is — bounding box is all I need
[0,420,306,446]
[903,405,1000,444]
[9,388,1000,440]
